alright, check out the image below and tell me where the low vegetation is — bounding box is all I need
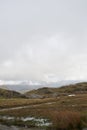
[0,88,25,98]
[0,94,87,129]
[48,111,82,130]
[0,82,87,129]
[26,82,87,98]
[0,98,57,108]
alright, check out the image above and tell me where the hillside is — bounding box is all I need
[25,82,87,98]
[1,82,86,99]
[0,88,25,98]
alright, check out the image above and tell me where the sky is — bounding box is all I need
[0,0,87,82]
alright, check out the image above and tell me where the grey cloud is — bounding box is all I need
[0,0,87,81]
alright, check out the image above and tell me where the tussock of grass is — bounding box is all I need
[48,111,82,130]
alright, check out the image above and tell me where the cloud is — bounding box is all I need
[0,0,87,81]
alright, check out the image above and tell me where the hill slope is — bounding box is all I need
[25,82,87,98]
[0,88,25,98]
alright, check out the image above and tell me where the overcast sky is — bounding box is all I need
[0,0,87,81]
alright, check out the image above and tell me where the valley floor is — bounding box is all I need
[0,94,87,129]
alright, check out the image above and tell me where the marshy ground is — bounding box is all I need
[0,94,87,129]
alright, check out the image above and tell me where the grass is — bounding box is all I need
[26,82,87,97]
[48,111,82,130]
[0,98,57,108]
[0,94,87,129]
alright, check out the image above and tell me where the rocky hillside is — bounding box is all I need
[1,82,87,99]
[0,88,25,98]
[25,82,87,98]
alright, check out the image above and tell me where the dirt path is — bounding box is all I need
[0,101,56,112]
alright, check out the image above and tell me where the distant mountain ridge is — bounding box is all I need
[25,82,87,98]
[0,82,87,99]
[0,80,83,93]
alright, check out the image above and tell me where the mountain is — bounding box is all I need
[25,82,87,98]
[0,80,82,93]
[0,82,87,99]
[0,88,25,98]
[0,80,43,93]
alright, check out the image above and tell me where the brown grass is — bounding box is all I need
[0,98,57,108]
[0,94,87,129]
[48,111,82,130]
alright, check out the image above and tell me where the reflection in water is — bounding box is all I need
[0,124,45,130]
[0,116,52,127]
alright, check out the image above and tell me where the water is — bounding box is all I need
[0,124,44,130]
[21,117,52,126]
[0,116,52,127]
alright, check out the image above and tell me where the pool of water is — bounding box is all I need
[0,116,52,127]
[0,124,45,130]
